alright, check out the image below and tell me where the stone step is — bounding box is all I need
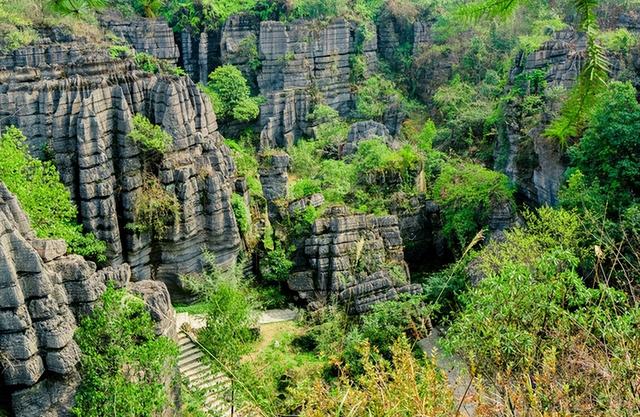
[189,371,229,389]
[178,361,209,378]
[191,376,230,393]
[178,349,204,367]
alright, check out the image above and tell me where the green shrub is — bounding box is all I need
[225,138,264,200]
[182,257,261,364]
[134,52,160,73]
[443,208,640,414]
[108,44,132,59]
[127,175,180,237]
[232,96,260,122]
[0,126,107,262]
[355,75,403,120]
[598,28,638,54]
[231,193,251,234]
[207,65,260,122]
[568,81,640,214]
[128,114,173,153]
[2,28,38,52]
[291,178,321,200]
[133,52,186,76]
[260,244,293,282]
[351,139,422,191]
[203,0,257,26]
[416,119,436,153]
[73,285,178,417]
[133,0,163,17]
[432,159,514,249]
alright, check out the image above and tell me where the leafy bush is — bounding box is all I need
[231,193,251,234]
[444,208,640,415]
[183,256,261,364]
[355,75,403,120]
[0,126,107,262]
[108,44,132,59]
[134,52,186,76]
[232,96,260,122]
[290,178,321,200]
[206,65,260,122]
[351,139,422,191]
[127,175,180,237]
[203,0,257,27]
[128,114,173,153]
[73,285,178,417]
[132,0,163,17]
[598,28,638,54]
[568,81,640,214]
[225,138,264,200]
[134,52,160,73]
[260,243,293,282]
[432,159,514,249]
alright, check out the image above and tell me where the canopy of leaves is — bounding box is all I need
[206,64,260,122]
[568,81,640,214]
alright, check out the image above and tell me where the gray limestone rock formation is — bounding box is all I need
[0,39,241,292]
[259,152,290,220]
[0,182,177,416]
[343,120,395,156]
[99,11,180,62]
[178,16,378,148]
[289,206,421,314]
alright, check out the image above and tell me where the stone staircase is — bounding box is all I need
[178,330,234,417]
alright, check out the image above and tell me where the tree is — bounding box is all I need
[206,65,260,122]
[568,81,640,213]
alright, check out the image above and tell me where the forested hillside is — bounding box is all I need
[1,0,639,416]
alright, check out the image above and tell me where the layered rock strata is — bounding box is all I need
[0,40,241,290]
[289,207,421,314]
[178,16,378,147]
[0,182,177,416]
[99,11,180,62]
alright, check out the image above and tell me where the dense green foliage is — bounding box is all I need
[128,114,173,153]
[205,65,260,122]
[74,285,178,417]
[432,159,514,249]
[183,255,261,364]
[0,126,107,262]
[231,193,251,235]
[567,81,640,214]
[444,208,640,414]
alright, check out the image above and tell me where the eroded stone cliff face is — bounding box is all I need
[0,182,176,416]
[178,16,378,147]
[0,36,241,291]
[288,206,421,314]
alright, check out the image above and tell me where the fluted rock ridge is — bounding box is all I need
[0,40,241,291]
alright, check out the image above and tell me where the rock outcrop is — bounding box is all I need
[0,38,241,292]
[0,182,177,416]
[177,16,378,147]
[99,11,180,62]
[259,152,290,220]
[343,120,395,155]
[288,206,421,314]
